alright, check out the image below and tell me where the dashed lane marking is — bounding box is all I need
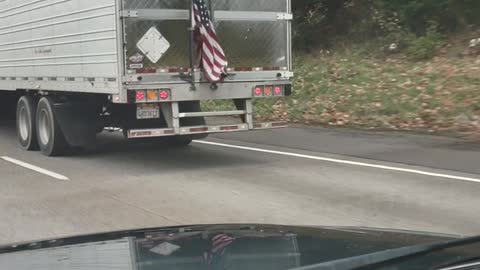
[1,156,69,181]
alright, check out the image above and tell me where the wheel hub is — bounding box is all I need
[18,107,29,141]
[38,109,51,146]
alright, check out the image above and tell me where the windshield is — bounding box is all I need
[0,0,479,270]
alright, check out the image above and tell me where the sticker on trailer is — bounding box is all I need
[129,63,143,69]
[129,52,144,63]
[137,27,170,63]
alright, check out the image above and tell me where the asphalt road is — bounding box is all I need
[1,120,480,244]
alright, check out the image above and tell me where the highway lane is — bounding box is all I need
[1,120,480,244]
[213,126,480,175]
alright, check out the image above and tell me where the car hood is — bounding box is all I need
[0,224,462,270]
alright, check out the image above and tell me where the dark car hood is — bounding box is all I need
[0,224,462,270]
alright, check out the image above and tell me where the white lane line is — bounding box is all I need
[194,140,480,183]
[1,156,69,181]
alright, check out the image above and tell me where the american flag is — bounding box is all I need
[192,0,228,83]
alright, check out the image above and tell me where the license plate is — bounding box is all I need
[137,104,160,120]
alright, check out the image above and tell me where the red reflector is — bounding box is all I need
[263,66,281,71]
[190,127,209,133]
[220,125,240,131]
[274,86,282,95]
[234,67,253,71]
[136,91,145,101]
[159,90,169,100]
[272,122,288,127]
[131,131,152,137]
[254,87,263,96]
[136,69,156,74]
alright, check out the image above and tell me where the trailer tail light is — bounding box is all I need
[254,85,287,97]
[264,86,273,96]
[159,90,170,100]
[254,87,263,96]
[147,90,158,101]
[274,86,283,96]
[136,90,146,102]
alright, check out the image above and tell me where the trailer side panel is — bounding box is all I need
[0,0,121,94]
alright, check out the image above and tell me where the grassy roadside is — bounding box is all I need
[205,52,480,135]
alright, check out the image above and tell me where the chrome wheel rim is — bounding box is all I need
[18,107,29,141]
[38,109,51,146]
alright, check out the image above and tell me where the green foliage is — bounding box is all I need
[292,1,326,51]
[292,0,480,52]
[374,0,449,33]
[292,0,373,50]
[375,0,480,33]
[406,25,442,60]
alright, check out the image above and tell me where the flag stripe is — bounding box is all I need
[200,38,226,73]
[200,26,227,59]
[199,28,227,65]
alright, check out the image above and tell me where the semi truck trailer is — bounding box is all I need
[0,0,293,156]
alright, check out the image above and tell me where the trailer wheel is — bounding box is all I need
[16,96,38,150]
[36,97,68,156]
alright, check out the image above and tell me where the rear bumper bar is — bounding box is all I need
[127,121,288,139]
[113,80,292,104]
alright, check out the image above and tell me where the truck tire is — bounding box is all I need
[36,97,68,156]
[16,96,38,150]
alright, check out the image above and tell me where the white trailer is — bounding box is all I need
[0,0,293,156]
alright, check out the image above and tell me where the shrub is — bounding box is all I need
[292,0,479,52]
[406,25,442,60]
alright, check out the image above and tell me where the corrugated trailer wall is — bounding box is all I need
[0,0,121,94]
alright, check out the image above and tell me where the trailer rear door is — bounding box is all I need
[122,0,292,83]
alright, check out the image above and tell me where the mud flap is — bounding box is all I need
[53,102,97,148]
[0,92,18,121]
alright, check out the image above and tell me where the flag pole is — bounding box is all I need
[207,0,218,90]
[188,0,196,90]
[208,0,214,22]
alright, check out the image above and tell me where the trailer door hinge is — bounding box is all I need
[120,10,138,18]
[277,13,293,20]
